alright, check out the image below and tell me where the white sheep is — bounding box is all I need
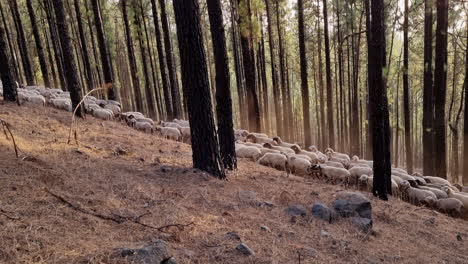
[107,100,121,107]
[244,142,264,149]
[257,152,288,171]
[259,147,280,156]
[246,134,276,145]
[95,99,107,106]
[134,121,153,134]
[328,156,350,168]
[290,145,318,164]
[324,160,344,168]
[91,108,113,120]
[324,148,350,162]
[359,175,399,194]
[272,136,298,149]
[85,103,101,112]
[173,119,189,127]
[250,132,268,138]
[441,187,468,210]
[155,126,181,141]
[235,146,262,161]
[423,176,451,186]
[51,98,72,111]
[263,142,294,154]
[104,104,121,115]
[424,197,464,217]
[417,186,448,199]
[307,165,350,184]
[24,94,46,107]
[308,145,328,163]
[400,180,437,205]
[179,126,191,143]
[348,166,373,186]
[287,156,311,176]
[161,121,182,129]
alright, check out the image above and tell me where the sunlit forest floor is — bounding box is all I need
[0,102,467,263]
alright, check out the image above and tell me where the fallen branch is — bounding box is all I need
[67,86,109,145]
[45,189,194,233]
[0,119,19,158]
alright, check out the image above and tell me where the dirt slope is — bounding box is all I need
[0,102,467,264]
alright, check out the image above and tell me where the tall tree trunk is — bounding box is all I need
[463,19,468,185]
[322,0,335,149]
[51,0,83,117]
[26,0,50,87]
[207,0,237,170]
[159,0,182,119]
[259,23,269,134]
[265,0,282,137]
[364,0,372,159]
[370,0,391,200]
[44,0,66,90]
[74,0,94,91]
[298,0,311,147]
[150,0,172,119]
[423,0,435,175]
[121,0,144,113]
[276,0,289,140]
[316,3,326,149]
[173,0,225,179]
[0,23,17,101]
[433,0,448,179]
[0,1,20,82]
[403,0,413,174]
[90,0,116,100]
[9,0,34,85]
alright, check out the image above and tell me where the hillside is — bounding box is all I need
[0,102,467,264]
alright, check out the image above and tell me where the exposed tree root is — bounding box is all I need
[0,119,19,158]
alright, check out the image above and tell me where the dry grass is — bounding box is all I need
[0,102,467,264]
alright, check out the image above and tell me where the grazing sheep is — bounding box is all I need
[244,142,264,149]
[412,172,422,177]
[263,142,295,154]
[24,94,46,107]
[272,136,298,149]
[259,147,280,156]
[400,180,437,205]
[328,156,350,168]
[442,187,468,209]
[136,117,155,126]
[307,165,350,184]
[91,108,113,120]
[161,121,182,129]
[104,104,121,115]
[173,119,189,127]
[423,176,451,186]
[107,100,121,107]
[290,145,318,164]
[462,187,468,193]
[308,146,327,163]
[85,103,100,112]
[348,166,373,186]
[250,132,268,138]
[324,148,350,162]
[257,152,288,171]
[234,129,249,138]
[95,99,108,107]
[179,126,191,143]
[134,121,153,134]
[324,161,344,168]
[246,134,276,145]
[286,156,311,176]
[392,171,417,185]
[235,146,262,161]
[417,186,448,199]
[392,168,408,175]
[51,98,72,111]
[424,197,464,217]
[155,126,181,141]
[348,163,371,169]
[349,157,372,168]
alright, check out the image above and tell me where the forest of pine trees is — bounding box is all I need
[0,0,467,188]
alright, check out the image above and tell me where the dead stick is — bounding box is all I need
[0,119,19,158]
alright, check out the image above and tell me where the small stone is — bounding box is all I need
[261,201,275,208]
[236,243,254,256]
[311,202,337,222]
[226,232,241,240]
[298,247,318,258]
[350,217,372,232]
[285,205,307,217]
[260,225,271,232]
[456,234,463,241]
[111,240,176,263]
[423,217,435,226]
[332,192,372,220]
[160,166,172,173]
[114,146,128,156]
[320,230,330,237]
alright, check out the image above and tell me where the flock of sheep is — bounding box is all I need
[2,84,468,219]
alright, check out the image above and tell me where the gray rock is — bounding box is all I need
[160,165,172,173]
[311,202,337,222]
[423,217,435,226]
[350,217,372,232]
[260,225,271,232]
[236,243,254,256]
[320,230,330,237]
[226,232,241,240]
[332,192,372,220]
[285,205,307,217]
[298,247,318,258]
[111,240,176,264]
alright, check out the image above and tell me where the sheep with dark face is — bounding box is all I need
[272,136,298,149]
[324,148,350,162]
[308,145,327,163]
[285,155,311,176]
[307,164,350,184]
[400,180,437,206]
[263,142,295,154]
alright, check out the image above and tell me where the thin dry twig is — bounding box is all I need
[0,119,19,158]
[0,208,20,220]
[67,86,109,145]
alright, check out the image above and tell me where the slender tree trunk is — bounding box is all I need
[207,0,237,170]
[265,0,282,137]
[276,0,289,140]
[159,0,182,118]
[90,0,116,100]
[173,0,225,179]
[316,3,326,149]
[74,0,94,91]
[0,23,17,101]
[298,0,311,147]
[259,23,269,134]
[51,0,83,116]
[26,0,50,87]
[370,0,391,200]
[463,19,468,184]
[9,0,34,85]
[0,1,19,82]
[364,0,372,159]
[433,0,448,178]
[403,0,413,173]
[322,0,335,149]
[423,0,435,175]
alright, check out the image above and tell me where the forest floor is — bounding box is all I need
[0,102,467,264]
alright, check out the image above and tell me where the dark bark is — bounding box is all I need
[370,0,391,200]
[276,0,289,139]
[173,0,225,179]
[44,0,66,90]
[403,0,413,174]
[433,0,448,179]
[90,0,116,100]
[73,0,94,91]
[265,0,282,137]
[0,23,17,101]
[322,0,334,149]
[316,3,326,149]
[463,20,468,184]
[51,0,83,117]
[9,0,34,85]
[0,1,20,82]
[26,0,50,88]
[364,0,372,159]
[150,0,172,119]
[207,0,237,170]
[259,22,269,134]
[159,0,182,118]
[298,0,311,147]
[423,0,435,175]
